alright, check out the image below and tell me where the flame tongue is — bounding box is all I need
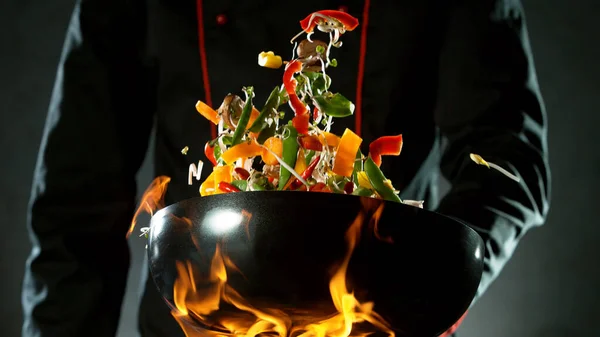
[173,245,225,318]
[170,203,394,337]
[127,175,171,238]
[294,210,395,337]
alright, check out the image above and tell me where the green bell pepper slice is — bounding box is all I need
[352,149,364,185]
[230,86,254,146]
[252,175,272,191]
[257,121,276,144]
[248,86,281,133]
[304,72,332,96]
[352,186,375,197]
[304,149,316,167]
[213,144,223,164]
[312,92,355,118]
[231,180,248,191]
[278,122,299,190]
[364,157,402,203]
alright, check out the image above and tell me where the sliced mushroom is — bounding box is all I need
[262,164,280,178]
[296,39,328,71]
[217,94,245,130]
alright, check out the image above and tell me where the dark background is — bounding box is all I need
[1,1,598,336]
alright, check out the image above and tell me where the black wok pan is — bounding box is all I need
[147,191,484,337]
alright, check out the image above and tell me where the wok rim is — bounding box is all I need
[150,191,482,242]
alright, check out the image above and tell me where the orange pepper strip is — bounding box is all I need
[332,128,362,177]
[261,137,284,166]
[247,107,261,129]
[248,107,261,139]
[317,132,341,148]
[196,100,220,125]
[220,140,262,165]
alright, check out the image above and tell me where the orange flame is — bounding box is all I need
[291,210,395,337]
[368,201,393,244]
[172,244,290,337]
[127,175,171,238]
[170,202,395,337]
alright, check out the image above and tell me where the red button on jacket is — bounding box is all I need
[216,14,227,25]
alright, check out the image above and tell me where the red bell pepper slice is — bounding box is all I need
[298,134,324,151]
[299,10,359,33]
[292,113,310,135]
[368,134,403,167]
[283,60,310,134]
[313,106,321,121]
[309,182,327,191]
[283,60,301,95]
[204,141,218,166]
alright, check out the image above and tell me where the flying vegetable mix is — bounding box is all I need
[191,9,519,204]
[192,10,407,204]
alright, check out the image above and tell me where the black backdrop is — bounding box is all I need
[1,1,598,336]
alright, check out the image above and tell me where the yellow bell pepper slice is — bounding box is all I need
[213,165,233,195]
[220,140,262,165]
[283,149,307,190]
[200,170,216,196]
[258,51,283,69]
[295,148,307,174]
[332,128,362,177]
[356,171,373,189]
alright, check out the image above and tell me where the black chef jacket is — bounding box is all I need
[22,0,551,336]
